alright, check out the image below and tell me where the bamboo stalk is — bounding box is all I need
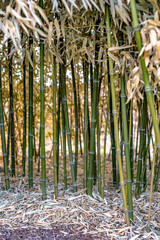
[39,0,46,200]
[28,36,33,188]
[22,46,26,177]
[53,53,58,197]
[8,40,15,177]
[71,60,78,180]
[102,87,110,199]
[88,21,99,195]
[120,75,133,221]
[0,61,10,190]
[83,59,88,190]
[106,4,129,224]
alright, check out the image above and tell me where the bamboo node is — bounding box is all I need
[138,158,142,161]
[106,27,111,31]
[88,177,93,180]
[69,162,74,165]
[41,179,46,182]
[28,158,33,161]
[123,142,129,146]
[109,72,114,76]
[0,123,4,126]
[133,26,141,32]
[28,133,33,137]
[120,182,125,187]
[116,150,121,155]
[5,177,9,180]
[40,125,45,128]
[120,94,126,98]
[112,110,117,115]
[145,87,152,92]
[66,131,71,135]
[41,156,45,159]
[89,152,95,155]
[126,180,132,183]
[140,128,145,131]
[40,86,45,91]
[136,181,141,184]
[3,154,7,157]
[91,119,96,123]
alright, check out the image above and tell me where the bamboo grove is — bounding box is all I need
[0,0,160,226]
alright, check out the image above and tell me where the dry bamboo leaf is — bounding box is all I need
[108,52,120,68]
[98,46,103,62]
[150,29,157,47]
[32,2,49,25]
[108,45,134,52]
[115,5,130,26]
[148,19,160,27]
[48,22,53,47]
[54,18,61,40]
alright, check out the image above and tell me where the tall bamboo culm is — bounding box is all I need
[71,60,78,180]
[8,40,15,177]
[0,61,10,190]
[130,0,160,227]
[28,36,33,188]
[88,22,99,195]
[53,53,58,197]
[120,75,133,221]
[106,4,129,224]
[60,38,76,192]
[39,0,46,200]
[22,41,26,177]
[83,59,88,190]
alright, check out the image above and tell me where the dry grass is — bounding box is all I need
[0,171,159,239]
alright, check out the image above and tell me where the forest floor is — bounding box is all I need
[0,156,159,239]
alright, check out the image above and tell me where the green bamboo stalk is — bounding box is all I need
[62,102,67,189]
[28,36,33,188]
[83,59,88,190]
[38,127,41,173]
[88,22,99,195]
[71,60,78,180]
[22,51,26,176]
[8,40,15,176]
[129,101,134,181]
[106,4,129,224]
[0,61,10,190]
[135,96,147,197]
[39,0,46,200]
[56,75,61,180]
[53,53,58,197]
[7,107,10,167]
[130,0,160,161]
[60,40,76,192]
[120,75,133,221]
[59,61,67,190]
[77,79,83,156]
[110,84,116,186]
[148,144,157,228]
[102,88,110,199]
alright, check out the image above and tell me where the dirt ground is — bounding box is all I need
[0,224,103,240]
